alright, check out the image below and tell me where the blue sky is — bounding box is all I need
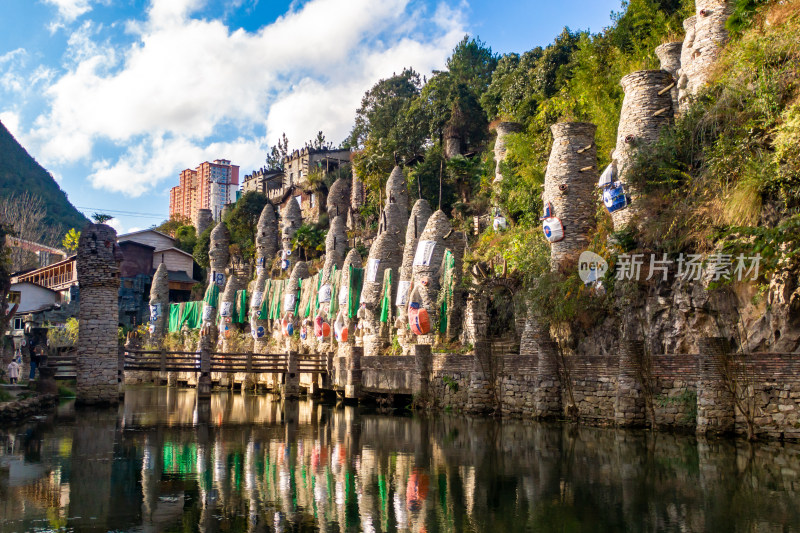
[0,0,621,235]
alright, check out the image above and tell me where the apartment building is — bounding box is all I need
[169,159,240,222]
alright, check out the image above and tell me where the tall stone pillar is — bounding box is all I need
[614,339,647,428]
[337,249,363,356]
[412,343,432,399]
[327,177,351,220]
[696,336,735,435]
[678,0,733,112]
[491,121,523,184]
[533,328,562,419]
[148,263,169,347]
[76,223,123,405]
[283,350,300,399]
[344,345,363,400]
[411,210,452,344]
[219,273,243,355]
[349,164,365,230]
[281,197,302,268]
[397,199,432,345]
[677,16,697,113]
[198,221,230,395]
[467,340,497,413]
[543,122,598,271]
[254,203,278,278]
[655,42,682,117]
[194,208,213,237]
[360,167,408,356]
[611,70,675,230]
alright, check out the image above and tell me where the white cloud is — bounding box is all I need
[0,111,21,138]
[26,0,467,197]
[0,49,28,94]
[42,0,93,24]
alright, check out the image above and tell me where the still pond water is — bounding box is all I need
[2,386,800,532]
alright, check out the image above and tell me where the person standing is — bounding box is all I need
[29,341,41,381]
[7,359,20,384]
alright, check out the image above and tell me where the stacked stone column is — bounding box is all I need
[327,177,351,220]
[411,210,452,345]
[199,221,230,396]
[194,208,213,237]
[76,223,123,404]
[219,273,246,353]
[281,198,303,268]
[611,70,675,230]
[543,122,598,271]
[148,263,169,347]
[696,336,736,435]
[337,249,362,356]
[359,166,408,356]
[678,0,733,113]
[254,203,278,279]
[344,345,363,400]
[655,42,682,117]
[533,325,563,419]
[614,339,647,427]
[397,199,432,348]
[349,164,365,230]
[491,121,523,184]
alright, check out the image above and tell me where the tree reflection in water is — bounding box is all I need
[1,386,800,532]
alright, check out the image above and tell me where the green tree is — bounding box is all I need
[154,215,192,237]
[222,192,269,260]
[92,213,113,224]
[291,223,326,261]
[174,225,197,254]
[266,133,289,171]
[193,226,212,269]
[62,228,80,252]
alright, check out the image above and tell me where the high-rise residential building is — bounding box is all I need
[169,159,239,223]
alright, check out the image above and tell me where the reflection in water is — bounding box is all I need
[1,386,800,532]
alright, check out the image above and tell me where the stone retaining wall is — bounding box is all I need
[337,348,800,440]
[0,393,58,424]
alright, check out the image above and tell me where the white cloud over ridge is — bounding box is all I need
[27,0,467,197]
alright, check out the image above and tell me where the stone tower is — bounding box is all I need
[411,210,453,340]
[148,263,169,346]
[194,209,213,237]
[281,198,302,258]
[491,121,523,184]
[655,42,682,116]
[385,166,410,216]
[397,199,433,335]
[254,203,278,277]
[321,215,347,287]
[337,248,363,347]
[611,70,674,230]
[678,1,733,112]
[349,164,365,230]
[76,223,123,404]
[543,122,598,271]
[327,177,351,220]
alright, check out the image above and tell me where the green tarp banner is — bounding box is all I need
[347,266,364,319]
[439,249,455,334]
[168,301,203,332]
[203,283,219,308]
[328,267,339,320]
[258,279,271,320]
[234,290,248,323]
[379,268,392,323]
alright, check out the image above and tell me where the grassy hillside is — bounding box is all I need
[0,120,88,243]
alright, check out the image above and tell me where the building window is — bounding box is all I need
[310,194,316,208]
[294,195,302,208]
[13,317,23,330]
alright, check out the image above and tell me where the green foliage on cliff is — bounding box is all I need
[0,121,89,241]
